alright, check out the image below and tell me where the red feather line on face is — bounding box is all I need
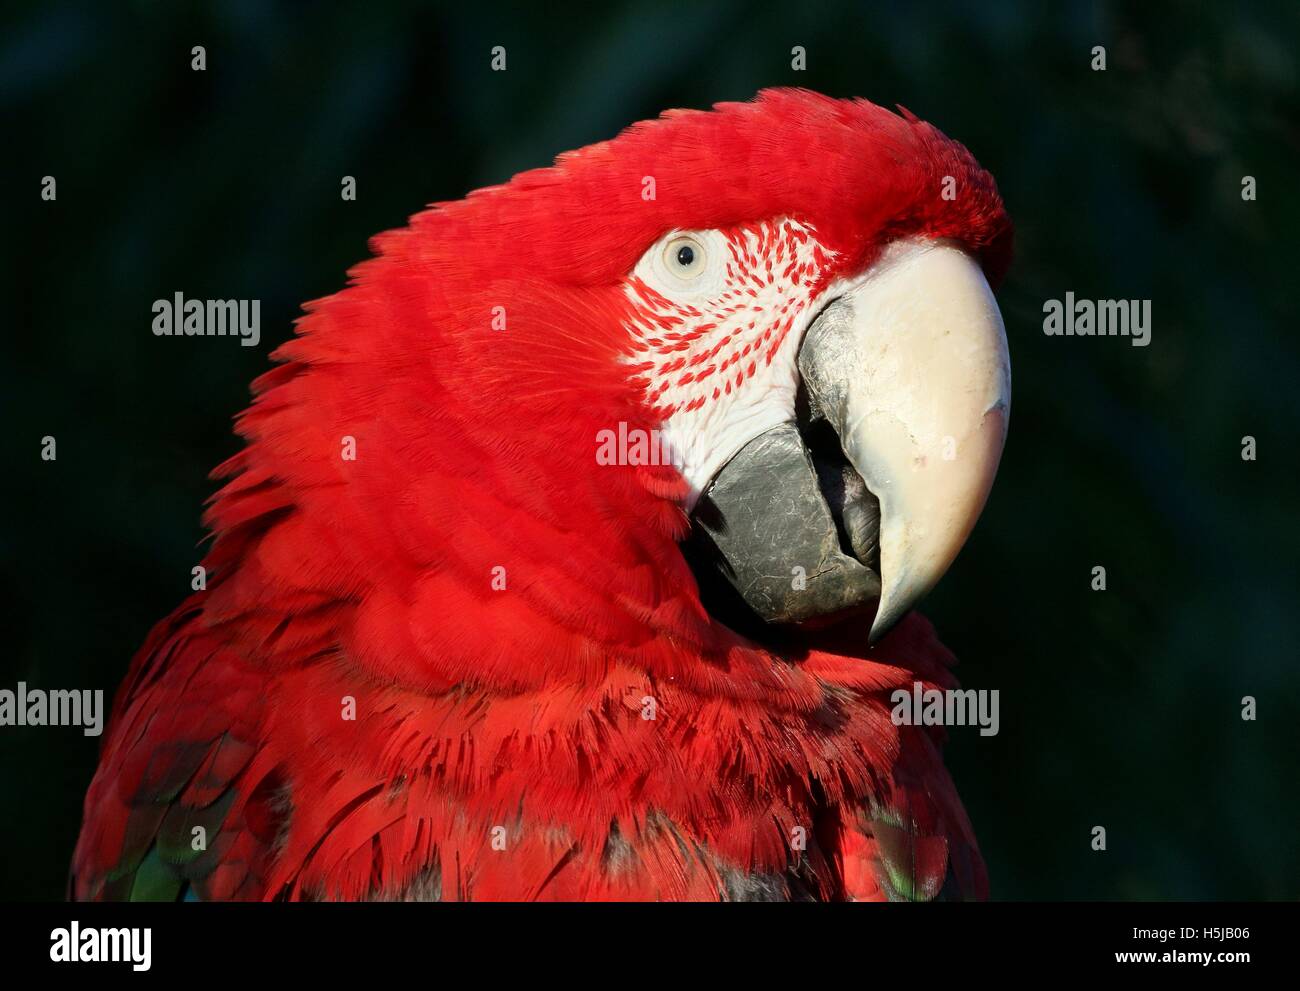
[625,217,831,420]
[72,89,1005,902]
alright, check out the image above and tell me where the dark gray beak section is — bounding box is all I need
[689,419,882,625]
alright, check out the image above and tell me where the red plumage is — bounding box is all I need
[72,89,1009,901]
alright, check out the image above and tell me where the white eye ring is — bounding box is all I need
[663,235,706,278]
[635,229,726,300]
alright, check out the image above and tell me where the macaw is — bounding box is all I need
[72,88,1012,902]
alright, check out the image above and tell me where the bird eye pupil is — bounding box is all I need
[676,245,695,267]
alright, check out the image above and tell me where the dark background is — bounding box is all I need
[3,0,1297,901]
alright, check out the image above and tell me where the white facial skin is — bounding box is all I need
[624,218,841,507]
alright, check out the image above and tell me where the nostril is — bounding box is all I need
[796,381,881,571]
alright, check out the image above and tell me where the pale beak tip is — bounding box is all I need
[867,592,918,645]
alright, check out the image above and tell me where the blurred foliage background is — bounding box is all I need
[2,0,1297,900]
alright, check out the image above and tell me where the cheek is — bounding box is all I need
[627,285,814,418]
[624,218,837,423]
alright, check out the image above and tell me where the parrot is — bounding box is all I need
[71,88,1013,902]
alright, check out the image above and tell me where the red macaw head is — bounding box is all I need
[74,88,1013,904]
[208,87,1011,692]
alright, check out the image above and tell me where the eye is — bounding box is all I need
[634,229,726,300]
[664,235,705,277]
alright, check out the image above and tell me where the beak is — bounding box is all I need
[799,241,1011,641]
[690,240,1010,643]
